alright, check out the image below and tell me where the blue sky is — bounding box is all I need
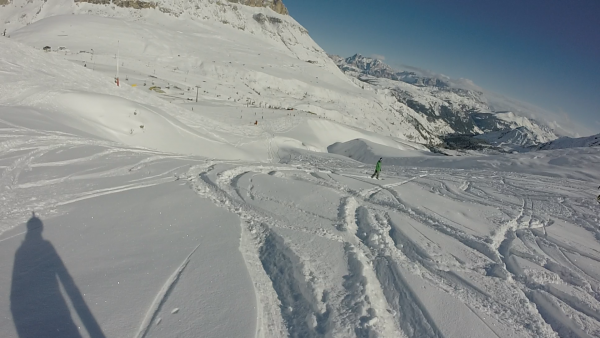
[284,0,600,135]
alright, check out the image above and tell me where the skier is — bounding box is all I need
[371,158,382,180]
[597,186,600,204]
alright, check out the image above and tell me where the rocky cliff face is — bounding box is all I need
[228,0,288,15]
[11,0,287,14]
[75,0,156,8]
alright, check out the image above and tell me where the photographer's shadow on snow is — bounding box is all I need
[10,214,105,338]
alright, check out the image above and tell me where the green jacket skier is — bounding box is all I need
[371,158,382,179]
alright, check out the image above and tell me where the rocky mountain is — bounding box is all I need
[331,54,559,151]
[0,0,562,151]
[0,0,450,146]
[535,133,600,151]
[229,0,288,15]
[472,111,556,144]
[332,54,450,87]
[473,127,542,151]
[63,0,289,14]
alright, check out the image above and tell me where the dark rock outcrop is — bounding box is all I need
[228,0,288,15]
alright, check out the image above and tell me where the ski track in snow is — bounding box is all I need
[135,244,201,338]
[0,134,189,234]
[3,123,599,337]
[180,152,600,338]
[0,27,599,337]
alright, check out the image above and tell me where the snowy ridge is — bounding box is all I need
[333,54,451,88]
[536,133,600,151]
[328,138,429,164]
[332,54,560,149]
[474,127,542,151]
[492,111,557,143]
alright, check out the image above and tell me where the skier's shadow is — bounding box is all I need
[10,215,105,338]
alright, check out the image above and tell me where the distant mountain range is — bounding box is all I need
[330,54,559,152]
[535,133,600,151]
[330,54,451,88]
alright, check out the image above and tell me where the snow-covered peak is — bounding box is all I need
[2,0,298,55]
[333,53,450,88]
[535,133,600,151]
[493,111,557,142]
[473,126,542,151]
[331,54,560,150]
[344,54,387,71]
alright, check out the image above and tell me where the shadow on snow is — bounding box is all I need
[10,214,105,338]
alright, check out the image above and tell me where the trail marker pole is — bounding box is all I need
[116,41,120,86]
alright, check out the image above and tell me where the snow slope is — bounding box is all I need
[536,133,600,151]
[0,36,254,159]
[474,126,542,151]
[329,137,600,181]
[0,0,437,144]
[3,103,600,337]
[328,138,431,164]
[0,3,600,338]
[0,36,431,162]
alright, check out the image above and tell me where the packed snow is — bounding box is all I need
[1,2,600,338]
